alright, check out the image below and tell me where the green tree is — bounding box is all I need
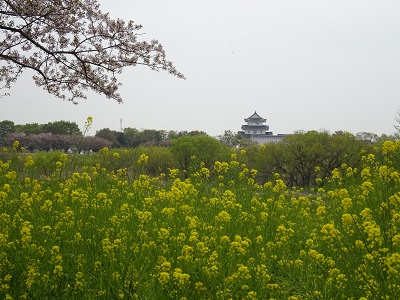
[240,143,279,183]
[187,130,207,136]
[375,133,397,144]
[139,129,164,145]
[171,135,228,176]
[217,130,243,148]
[0,0,184,103]
[356,131,378,143]
[267,131,367,187]
[42,121,81,135]
[123,127,141,147]
[167,130,197,140]
[167,130,180,140]
[14,123,43,135]
[0,120,15,145]
[274,131,327,186]
[123,128,168,147]
[135,146,175,177]
[95,128,122,147]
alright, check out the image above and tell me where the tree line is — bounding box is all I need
[2,120,393,188]
[0,120,111,152]
[0,120,208,152]
[92,130,393,188]
[95,128,207,148]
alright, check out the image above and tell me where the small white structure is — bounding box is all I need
[238,111,287,144]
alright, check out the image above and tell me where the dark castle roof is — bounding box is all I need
[244,111,266,122]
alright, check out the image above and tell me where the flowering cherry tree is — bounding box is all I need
[0,0,185,103]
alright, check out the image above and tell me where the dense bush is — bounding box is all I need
[171,135,231,176]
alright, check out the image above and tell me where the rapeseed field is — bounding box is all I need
[0,140,400,299]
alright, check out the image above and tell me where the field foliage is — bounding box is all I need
[1,140,400,299]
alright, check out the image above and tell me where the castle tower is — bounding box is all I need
[240,111,272,136]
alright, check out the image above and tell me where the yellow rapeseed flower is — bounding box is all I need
[173,268,190,286]
[25,264,39,289]
[367,153,375,162]
[74,271,85,291]
[24,156,34,167]
[158,228,170,240]
[342,197,352,212]
[331,168,341,179]
[137,153,148,164]
[215,210,231,223]
[383,140,396,155]
[101,147,109,155]
[360,181,373,195]
[341,214,353,226]
[13,140,19,150]
[316,205,326,217]
[158,271,170,285]
[361,167,371,179]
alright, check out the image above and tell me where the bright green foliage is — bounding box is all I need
[171,135,228,174]
[42,121,82,135]
[14,123,43,135]
[0,141,400,299]
[14,121,81,136]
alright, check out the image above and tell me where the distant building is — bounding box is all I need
[238,111,287,144]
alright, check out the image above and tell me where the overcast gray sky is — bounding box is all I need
[1,0,400,137]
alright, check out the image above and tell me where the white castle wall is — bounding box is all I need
[249,134,286,144]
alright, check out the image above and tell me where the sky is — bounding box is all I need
[1,0,400,137]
